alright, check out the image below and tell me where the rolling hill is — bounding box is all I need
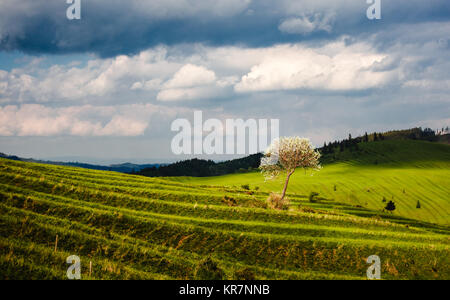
[0,138,449,279]
[174,139,450,225]
[0,152,161,173]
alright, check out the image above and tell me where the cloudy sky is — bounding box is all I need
[0,0,449,163]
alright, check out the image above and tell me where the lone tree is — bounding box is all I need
[385,200,396,212]
[260,137,321,202]
[416,200,421,209]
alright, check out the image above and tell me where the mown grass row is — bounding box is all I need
[0,204,363,280]
[0,179,433,235]
[0,159,200,191]
[0,166,263,208]
[1,187,448,246]
[176,165,450,225]
[6,158,446,230]
[1,187,449,279]
[0,157,449,279]
[3,160,443,234]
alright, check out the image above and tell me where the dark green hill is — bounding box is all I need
[137,128,450,177]
[320,139,450,168]
[137,153,263,177]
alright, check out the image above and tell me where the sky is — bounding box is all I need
[0,0,449,163]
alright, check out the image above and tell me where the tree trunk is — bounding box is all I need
[281,170,295,201]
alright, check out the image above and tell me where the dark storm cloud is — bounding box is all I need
[1,0,449,57]
[1,1,449,161]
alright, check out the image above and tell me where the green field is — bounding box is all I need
[174,140,450,226]
[0,139,449,280]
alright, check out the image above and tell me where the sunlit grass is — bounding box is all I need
[0,139,449,280]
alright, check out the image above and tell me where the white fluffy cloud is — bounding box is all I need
[0,104,170,137]
[0,48,179,103]
[157,86,219,102]
[4,38,448,105]
[157,64,224,101]
[164,64,216,89]
[131,79,163,91]
[1,34,449,140]
[0,41,404,105]
[235,41,398,92]
[0,49,239,104]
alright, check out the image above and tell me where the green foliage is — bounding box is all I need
[241,184,250,190]
[234,267,256,280]
[179,139,450,225]
[385,201,396,212]
[320,136,450,166]
[194,257,225,280]
[137,154,263,177]
[222,195,237,207]
[0,153,449,280]
[309,192,319,203]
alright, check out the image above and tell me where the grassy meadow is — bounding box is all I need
[0,139,449,279]
[174,140,450,225]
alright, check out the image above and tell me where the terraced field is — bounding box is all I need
[0,141,449,280]
[175,140,450,225]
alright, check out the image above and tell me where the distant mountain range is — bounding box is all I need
[0,153,162,173]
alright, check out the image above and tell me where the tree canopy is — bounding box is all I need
[260,137,321,201]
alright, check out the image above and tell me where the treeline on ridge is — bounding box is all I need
[135,153,263,177]
[135,127,448,177]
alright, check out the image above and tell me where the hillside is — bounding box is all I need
[135,128,449,178]
[174,140,450,225]
[320,139,450,167]
[0,152,160,173]
[136,154,263,177]
[0,152,449,280]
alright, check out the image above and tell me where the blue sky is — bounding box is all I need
[0,0,449,163]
